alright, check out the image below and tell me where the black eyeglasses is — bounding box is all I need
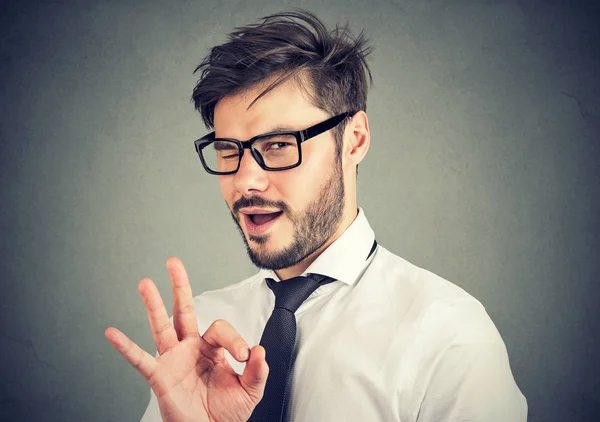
[194,111,355,175]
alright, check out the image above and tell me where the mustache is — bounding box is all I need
[232,196,290,215]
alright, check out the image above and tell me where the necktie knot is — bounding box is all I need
[266,275,326,313]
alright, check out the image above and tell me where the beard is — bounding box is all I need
[229,157,345,270]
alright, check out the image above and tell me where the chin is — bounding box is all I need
[248,234,270,246]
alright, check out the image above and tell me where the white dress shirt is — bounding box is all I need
[141,208,527,421]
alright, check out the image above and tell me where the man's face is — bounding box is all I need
[213,79,345,270]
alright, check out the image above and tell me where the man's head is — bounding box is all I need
[192,10,373,273]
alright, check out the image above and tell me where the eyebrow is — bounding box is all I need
[213,141,238,150]
[265,125,297,133]
[213,124,301,141]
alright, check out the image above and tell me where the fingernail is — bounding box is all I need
[239,347,249,361]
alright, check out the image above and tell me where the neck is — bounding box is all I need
[274,206,359,280]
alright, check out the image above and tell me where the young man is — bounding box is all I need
[105,10,527,422]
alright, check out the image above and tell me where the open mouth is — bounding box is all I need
[248,211,283,225]
[242,210,284,235]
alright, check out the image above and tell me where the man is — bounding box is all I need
[105,10,527,422]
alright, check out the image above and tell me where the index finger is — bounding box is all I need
[166,256,199,340]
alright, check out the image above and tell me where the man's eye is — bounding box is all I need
[267,142,292,150]
[222,153,239,160]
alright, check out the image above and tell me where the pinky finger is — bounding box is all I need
[105,327,157,381]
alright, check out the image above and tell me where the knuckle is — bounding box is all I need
[179,303,195,315]
[212,319,230,330]
[121,338,133,355]
[147,371,160,389]
[134,348,145,369]
[173,282,189,291]
[147,301,163,313]
[154,321,171,335]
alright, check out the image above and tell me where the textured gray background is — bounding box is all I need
[1,0,598,421]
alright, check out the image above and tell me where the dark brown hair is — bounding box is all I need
[191,10,373,151]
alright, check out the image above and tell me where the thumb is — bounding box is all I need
[239,345,269,404]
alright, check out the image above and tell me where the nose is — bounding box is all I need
[233,149,269,195]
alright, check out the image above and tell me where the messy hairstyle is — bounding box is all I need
[191,10,373,153]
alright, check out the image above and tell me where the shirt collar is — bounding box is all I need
[258,207,376,285]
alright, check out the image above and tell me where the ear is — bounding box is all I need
[343,111,370,168]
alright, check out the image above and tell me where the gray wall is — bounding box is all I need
[1,0,598,421]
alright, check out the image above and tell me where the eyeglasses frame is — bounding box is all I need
[194,111,356,175]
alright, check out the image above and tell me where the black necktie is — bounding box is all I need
[248,273,333,422]
[248,240,377,422]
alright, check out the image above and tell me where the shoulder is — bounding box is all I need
[369,248,526,420]
[192,272,265,310]
[370,246,502,345]
[371,246,475,300]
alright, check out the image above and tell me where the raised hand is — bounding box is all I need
[105,257,268,422]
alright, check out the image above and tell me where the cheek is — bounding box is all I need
[218,177,235,206]
[277,155,331,209]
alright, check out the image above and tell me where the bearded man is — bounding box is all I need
[105,10,527,422]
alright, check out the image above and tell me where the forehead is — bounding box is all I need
[213,77,324,138]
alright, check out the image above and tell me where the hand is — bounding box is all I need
[105,257,268,422]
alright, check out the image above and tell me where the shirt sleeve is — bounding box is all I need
[416,341,528,421]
